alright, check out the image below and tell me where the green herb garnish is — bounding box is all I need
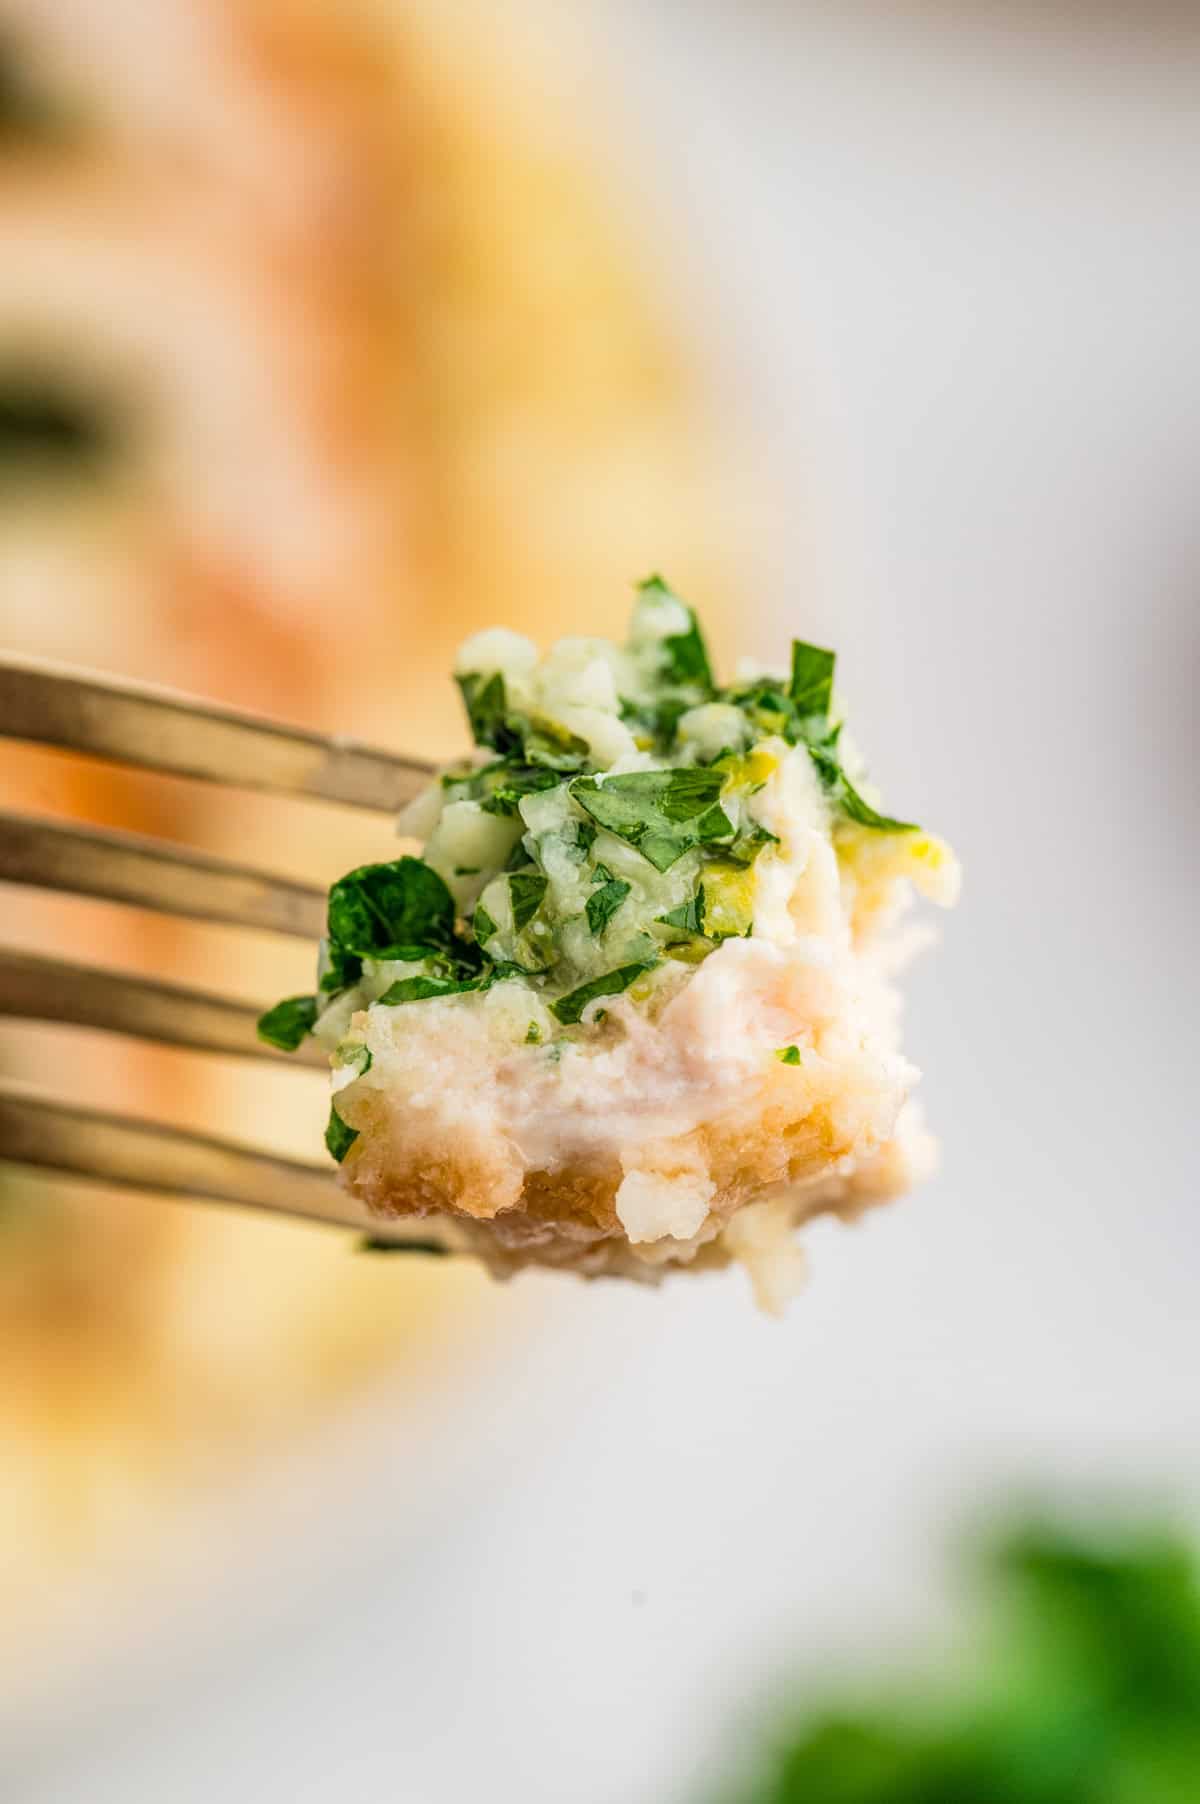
[317,939,363,995]
[788,638,836,720]
[324,1102,359,1163]
[637,573,715,694]
[586,877,631,936]
[256,994,318,1051]
[477,764,561,817]
[327,857,455,957]
[509,870,548,932]
[571,769,734,872]
[376,975,484,1007]
[550,959,658,1025]
[775,1045,802,1065]
[456,670,515,754]
[807,744,916,833]
[260,577,928,1089]
[657,891,706,936]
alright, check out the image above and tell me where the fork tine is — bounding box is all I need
[0,1080,454,1250]
[0,946,329,1065]
[0,652,434,812]
[0,809,326,937]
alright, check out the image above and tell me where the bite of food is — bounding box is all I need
[259,578,959,1308]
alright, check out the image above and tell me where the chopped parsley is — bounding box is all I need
[586,876,631,936]
[256,994,319,1051]
[550,959,658,1025]
[508,870,548,931]
[477,763,561,818]
[571,769,734,872]
[327,856,455,958]
[637,573,715,694]
[376,975,484,1007]
[788,638,836,720]
[657,867,753,942]
[657,891,705,936]
[324,1101,359,1163]
[455,670,513,753]
[260,575,928,1135]
[317,940,363,995]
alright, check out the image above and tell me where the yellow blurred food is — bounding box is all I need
[0,0,744,1634]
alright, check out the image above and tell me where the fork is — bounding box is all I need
[0,651,462,1253]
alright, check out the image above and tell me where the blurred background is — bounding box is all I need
[0,0,1196,1799]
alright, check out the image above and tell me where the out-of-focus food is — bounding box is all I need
[0,0,742,1635]
[720,1517,1200,1804]
[264,580,958,1305]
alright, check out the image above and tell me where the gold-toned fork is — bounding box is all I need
[0,651,458,1251]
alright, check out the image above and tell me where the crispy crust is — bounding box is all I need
[341,1075,908,1282]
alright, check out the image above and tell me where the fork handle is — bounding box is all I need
[0,653,433,812]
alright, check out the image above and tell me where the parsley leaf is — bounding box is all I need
[509,870,548,932]
[456,670,590,770]
[657,891,705,936]
[487,959,544,982]
[789,639,836,720]
[570,769,734,872]
[477,763,561,817]
[775,1044,802,1065]
[376,975,484,1006]
[727,823,780,867]
[520,719,590,771]
[807,744,916,833]
[317,939,363,995]
[324,1102,359,1163]
[504,838,536,872]
[256,994,318,1051]
[550,959,658,1025]
[619,694,690,751]
[473,900,498,945]
[637,574,715,694]
[586,876,631,935]
[327,857,455,957]
[456,671,519,754]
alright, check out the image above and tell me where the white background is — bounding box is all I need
[7,6,1199,1800]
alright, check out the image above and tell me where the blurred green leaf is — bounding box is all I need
[717,1519,1200,1804]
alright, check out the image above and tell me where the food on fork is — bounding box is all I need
[260,578,959,1305]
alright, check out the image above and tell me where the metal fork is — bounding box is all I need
[0,652,459,1252]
